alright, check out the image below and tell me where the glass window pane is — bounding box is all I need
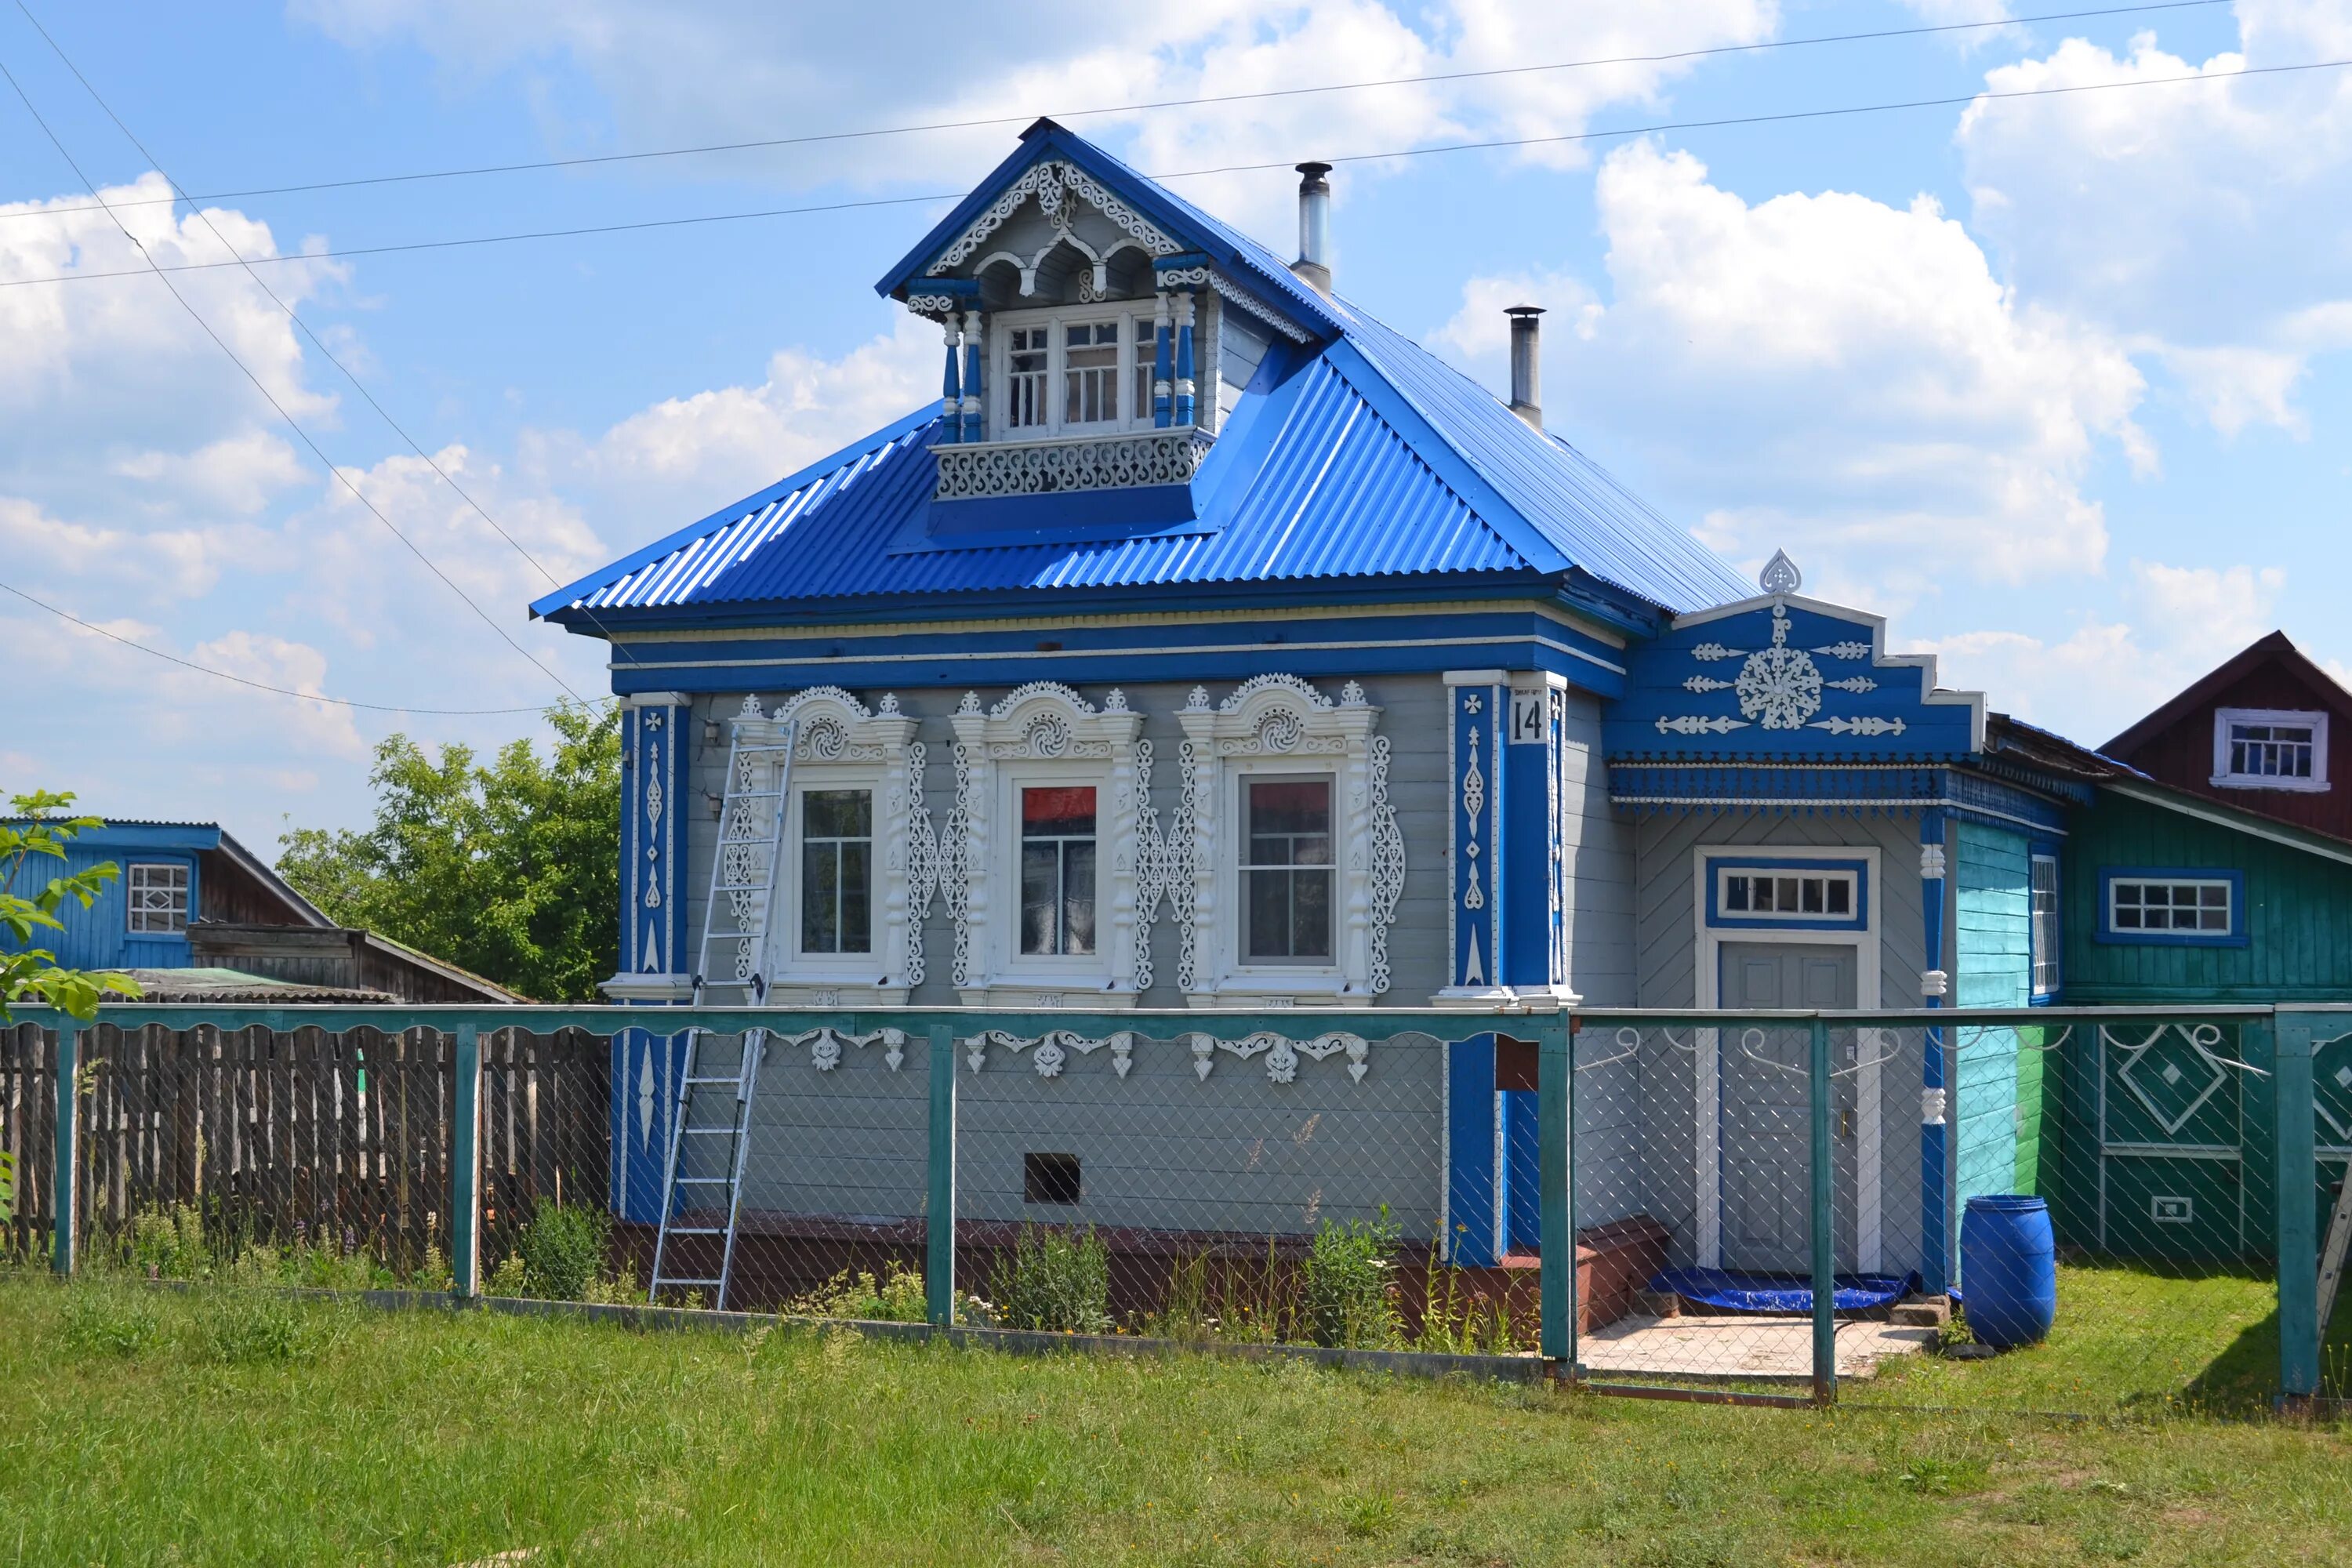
[1291,869,1332,957]
[839,840,872,953]
[1023,786,1096,837]
[2200,885,2228,907]
[1802,879,1824,913]
[1020,844,1058,955]
[1827,880,1850,915]
[2199,909,2227,931]
[1062,842,1096,955]
[1726,876,1749,912]
[1248,779,1330,835]
[805,789,870,837]
[1247,869,1290,959]
[801,842,838,953]
[2116,906,2143,928]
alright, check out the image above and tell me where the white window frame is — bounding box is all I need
[2211,706,2329,793]
[2107,875,2234,936]
[989,303,1161,440]
[949,682,1145,1007]
[125,861,190,935]
[732,688,924,1006]
[2030,852,2060,998]
[1178,675,1399,1008]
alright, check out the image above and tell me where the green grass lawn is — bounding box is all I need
[5,1277,2350,1566]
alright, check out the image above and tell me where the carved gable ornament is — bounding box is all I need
[1602,553,1987,760]
[927,159,1184,281]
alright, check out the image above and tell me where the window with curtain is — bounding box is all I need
[1019,786,1097,956]
[1243,776,1333,961]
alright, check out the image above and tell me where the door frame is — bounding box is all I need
[1693,845,1885,1272]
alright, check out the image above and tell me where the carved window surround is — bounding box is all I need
[949,683,1147,1008]
[935,427,1213,501]
[1174,675,1403,1009]
[726,687,931,1007]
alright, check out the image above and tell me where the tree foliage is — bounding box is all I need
[278,703,620,1002]
[2,790,142,1022]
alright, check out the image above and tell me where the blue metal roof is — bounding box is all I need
[539,126,1749,627]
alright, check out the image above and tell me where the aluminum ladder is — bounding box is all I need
[692,717,798,1005]
[648,1025,768,1308]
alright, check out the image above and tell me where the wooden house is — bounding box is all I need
[535,121,2122,1301]
[11,818,518,1004]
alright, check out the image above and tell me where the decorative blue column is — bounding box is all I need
[960,310,984,444]
[1152,291,1173,427]
[1441,672,1504,996]
[611,692,694,1222]
[1173,290,1196,426]
[1920,811,1952,1296]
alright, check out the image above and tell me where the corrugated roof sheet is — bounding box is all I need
[543,127,1751,625]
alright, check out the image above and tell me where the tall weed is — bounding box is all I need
[1299,1208,1401,1349]
[989,1225,1111,1334]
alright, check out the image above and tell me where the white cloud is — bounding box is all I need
[1955,2,2352,432]
[0,495,262,599]
[1432,142,2150,599]
[295,0,1780,243]
[1914,560,2287,741]
[113,431,308,515]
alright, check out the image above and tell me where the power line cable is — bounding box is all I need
[0,0,2233,223]
[3,52,2341,292]
[0,53,586,703]
[0,578,580,714]
[13,0,642,673]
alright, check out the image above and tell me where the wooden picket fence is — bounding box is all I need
[0,1022,607,1275]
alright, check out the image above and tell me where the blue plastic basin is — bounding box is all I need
[1959,1194,2056,1349]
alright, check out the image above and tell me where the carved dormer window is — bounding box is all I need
[989,306,1162,438]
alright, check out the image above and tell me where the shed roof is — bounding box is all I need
[535,127,1748,630]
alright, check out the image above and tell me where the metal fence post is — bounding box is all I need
[452,1021,481,1298]
[2274,1011,2319,1406]
[1538,1013,1573,1370]
[926,1022,956,1329]
[51,1022,79,1276]
[1809,1014,1835,1406]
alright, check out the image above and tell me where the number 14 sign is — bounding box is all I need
[1508,689,1546,745]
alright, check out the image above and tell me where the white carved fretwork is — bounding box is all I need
[1184,1030,1371,1084]
[1178,675,1399,1006]
[934,428,1214,501]
[723,688,924,1006]
[902,741,944,988]
[1758,548,1802,595]
[951,683,1147,1006]
[1461,721,1486,913]
[1657,604,1907,739]
[782,1027,907,1073]
[927,159,1181,276]
[963,1029,1135,1079]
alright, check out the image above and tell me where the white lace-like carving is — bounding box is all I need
[935,429,1214,501]
[1367,735,1403,996]
[1171,741,1203,992]
[902,741,941,988]
[946,742,977,989]
[1185,1030,1370,1084]
[927,160,1180,275]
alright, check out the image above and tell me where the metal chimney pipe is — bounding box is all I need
[1292,162,1333,294]
[1506,304,1544,430]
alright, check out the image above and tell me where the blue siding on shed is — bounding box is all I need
[1952,821,2033,1276]
[11,839,201,972]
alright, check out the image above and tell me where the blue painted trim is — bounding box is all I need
[1702,856,1870,932]
[1504,1088,1540,1254]
[2093,866,2249,948]
[56,822,221,852]
[1445,1035,1502,1266]
[1501,707,1551,985]
[1450,685,1501,986]
[531,406,942,619]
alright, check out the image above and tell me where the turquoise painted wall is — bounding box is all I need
[2061,792,2352,1004]
[1953,822,2032,1261]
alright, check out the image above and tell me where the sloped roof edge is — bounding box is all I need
[2102,630,2352,757]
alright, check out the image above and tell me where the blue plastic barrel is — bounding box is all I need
[1959,1195,2056,1349]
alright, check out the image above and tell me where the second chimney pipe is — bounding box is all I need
[1506,304,1544,430]
[1293,162,1333,294]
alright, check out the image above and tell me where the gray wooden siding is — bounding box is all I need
[678,676,1460,1006]
[1560,691,1635,1004]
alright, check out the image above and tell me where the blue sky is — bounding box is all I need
[2,0,2345,851]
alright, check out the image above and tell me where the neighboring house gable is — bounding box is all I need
[2102,631,2352,842]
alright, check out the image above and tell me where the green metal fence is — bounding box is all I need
[5,1000,2341,1413]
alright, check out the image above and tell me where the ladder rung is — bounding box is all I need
[660,1227,729,1237]
[655,1276,723,1287]
[724,789,785,800]
[673,1176,733,1185]
[683,1074,746,1084]
[710,883,774,894]
[680,1126,739,1135]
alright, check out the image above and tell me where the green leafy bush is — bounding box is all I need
[989,1225,1111,1334]
[129,1201,212,1281]
[786,1261,930,1323]
[1300,1209,1401,1349]
[515,1203,612,1301]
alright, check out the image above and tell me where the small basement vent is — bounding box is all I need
[1024,1152,1082,1206]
